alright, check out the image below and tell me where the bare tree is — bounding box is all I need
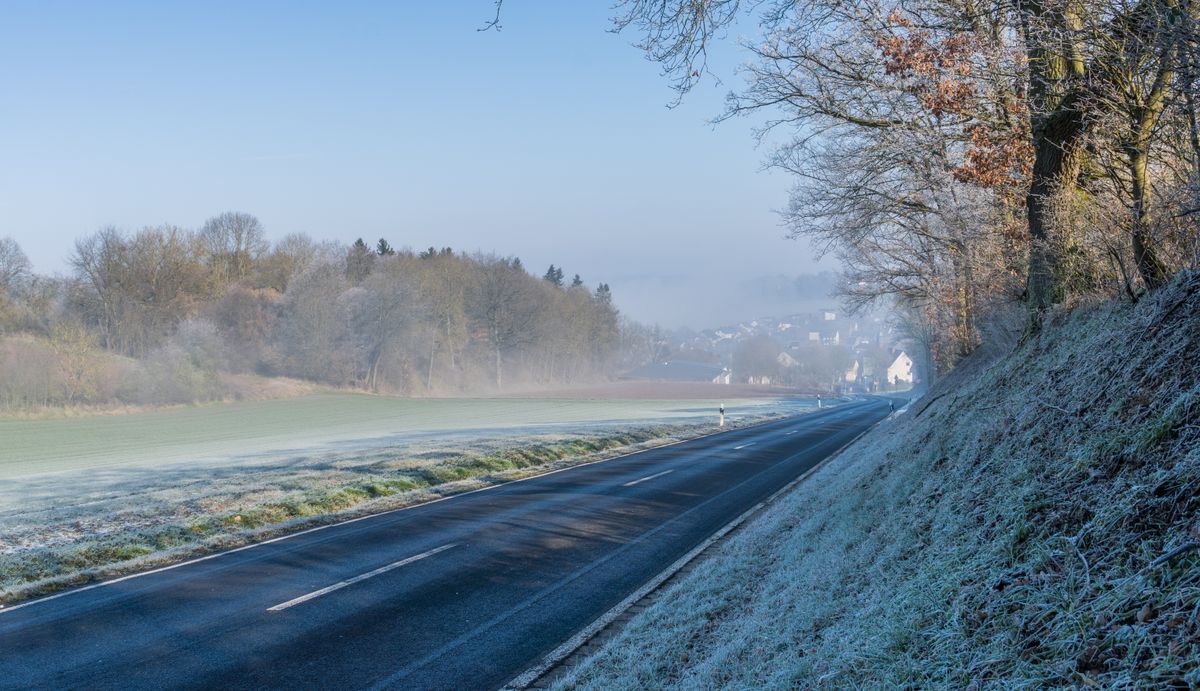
[274,261,354,383]
[200,212,268,285]
[615,0,1199,349]
[354,257,421,392]
[70,227,128,352]
[0,237,31,297]
[471,256,541,389]
[415,250,470,391]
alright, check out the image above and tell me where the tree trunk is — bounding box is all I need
[367,348,382,392]
[949,240,978,359]
[1025,105,1087,324]
[495,345,503,390]
[426,336,437,392]
[1187,90,1200,178]
[443,314,457,369]
[1128,146,1170,290]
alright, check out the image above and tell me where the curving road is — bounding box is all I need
[0,398,891,690]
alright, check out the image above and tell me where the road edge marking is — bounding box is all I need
[501,408,883,690]
[267,543,457,612]
[622,469,674,487]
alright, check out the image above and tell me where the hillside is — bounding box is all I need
[558,272,1200,687]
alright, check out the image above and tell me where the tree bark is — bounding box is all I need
[1018,0,1088,327]
[950,239,979,358]
[1025,105,1087,321]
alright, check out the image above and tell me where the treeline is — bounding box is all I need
[619,0,1200,377]
[0,214,633,410]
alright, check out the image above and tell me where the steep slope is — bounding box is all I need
[559,272,1200,688]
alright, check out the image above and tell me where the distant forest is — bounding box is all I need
[0,213,656,410]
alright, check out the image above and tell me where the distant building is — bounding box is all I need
[777,351,799,369]
[887,352,914,386]
[844,360,860,383]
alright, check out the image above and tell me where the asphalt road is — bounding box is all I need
[0,398,891,690]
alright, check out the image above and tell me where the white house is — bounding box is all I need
[887,351,915,386]
[844,359,860,383]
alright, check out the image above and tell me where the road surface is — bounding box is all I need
[0,398,891,690]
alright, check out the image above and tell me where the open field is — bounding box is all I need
[1,392,817,603]
[0,393,795,479]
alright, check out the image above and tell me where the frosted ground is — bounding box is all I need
[557,275,1200,688]
[1,393,813,602]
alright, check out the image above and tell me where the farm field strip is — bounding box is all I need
[0,394,796,479]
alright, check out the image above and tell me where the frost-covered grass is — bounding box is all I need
[559,273,1200,689]
[0,395,806,604]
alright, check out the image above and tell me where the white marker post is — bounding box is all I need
[719,403,725,428]
[817,394,822,409]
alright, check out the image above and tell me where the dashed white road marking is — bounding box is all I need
[733,442,755,449]
[785,430,798,435]
[623,469,674,487]
[267,543,458,612]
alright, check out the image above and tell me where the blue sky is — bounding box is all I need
[0,1,825,326]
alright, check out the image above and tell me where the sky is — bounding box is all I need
[0,1,829,327]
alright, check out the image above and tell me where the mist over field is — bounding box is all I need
[608,272,840,329]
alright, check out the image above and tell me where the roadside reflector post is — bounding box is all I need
[817,394,822,409]
[719,403,725,428]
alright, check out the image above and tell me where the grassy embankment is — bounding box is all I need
[2,394,802,604]
[560,272,1200,688]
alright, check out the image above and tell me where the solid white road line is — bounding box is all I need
[267,543,458,612]
[622,469,674,487]
[733,442,755,449]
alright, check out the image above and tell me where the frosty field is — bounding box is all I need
[1,393,812,603]
[0,394,787,478]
